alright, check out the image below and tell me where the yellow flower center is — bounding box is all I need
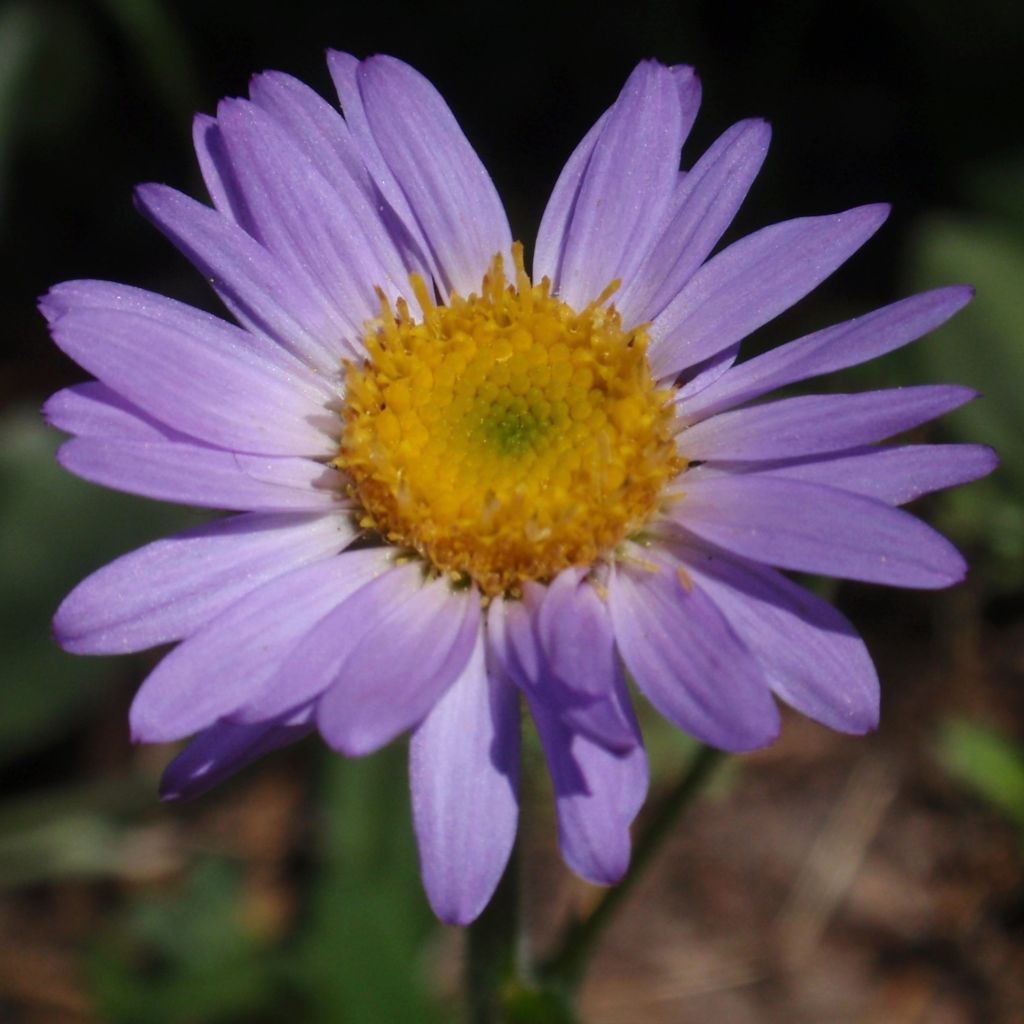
[337,244,683,596]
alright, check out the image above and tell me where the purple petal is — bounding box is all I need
[47,302,336,458]
[354,55,512,298]
[671,474,967,587]
[674,344,741,402]
[55,512,353,654]
[248,70,374,207]
[213,98,412,326]
[533,111,609,290]
[488,589,634,752]
[192,114,256,234]
[41,279,331,392]
[650,204,891,378]
[669,64,702,142]
[135,183,353,369]
[677,544,879,733]
[691,443,998,506]
[680,286,975,422]
[554,61,688,310]
[535,570,637,750]
[234,561,422,724]
[315,576,481,756]
[45,382,179,442]
[679,385,975,461]
[56,436,345,511]
[608,550,780,751]
[528,690,648,885]
[159,706,315,801]
[617,119,771,326]
[129,548,392,742]
[327,50,439,284]
[410,632,520,925]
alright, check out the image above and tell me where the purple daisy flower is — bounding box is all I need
[44,54,994,925]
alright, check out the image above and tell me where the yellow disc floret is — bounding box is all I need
[337,243,683,596]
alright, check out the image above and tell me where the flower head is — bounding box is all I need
[44,54,995,924]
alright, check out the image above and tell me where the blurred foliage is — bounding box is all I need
[938,720,1024,841]
[907,159,1024,589]
[88,750,444,1023]
[0,409,194,763]
[289,748,443,1023]
[92,859,285,1023]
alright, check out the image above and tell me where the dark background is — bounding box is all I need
[1,1,1022,1021]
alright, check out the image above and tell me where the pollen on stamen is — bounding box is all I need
[336,243,684,596]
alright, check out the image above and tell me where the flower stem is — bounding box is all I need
[466,839,522,1023]
[540,743,725,993]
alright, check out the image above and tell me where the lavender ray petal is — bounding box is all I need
[326,50,440,285]
[234,560,421,725]
[135,184,352,370]
[528,692,648,885]
[159,707,315,802]
[46,295,338,458]
[41,279,333,394]
[650,204,890,378]
[680,286,975,423]
[214,98,412,326]
[533,111,609,291]
[410,630,520,925]
[50,309,334,458]
[536,569,637,750]
[45,382,183,442]
[490,589,634,752]
[609,550,780,750]
[248,70,375,206]
[354,55,512,299]
[669,64,702,144]
[315,577,481,756]
[56,437,345,511]
[689,444,998,506]
[129,548,393,743]
[556,61,688,310]
[676,543,879,733]
[192,114,257,235]
[617,119,770,327]
[678,385,975,461]
[55,512,353,654]
[670,474,967,587]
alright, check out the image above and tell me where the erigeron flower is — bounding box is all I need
[44,53,995,924]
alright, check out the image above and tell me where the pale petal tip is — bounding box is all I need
[571,847,630,887]
[843,704,881,736]
[50,602,84,654]
[38,283,75,325]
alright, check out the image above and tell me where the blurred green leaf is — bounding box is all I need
[966,156,1024,233]
[291,747,443,1024]
[92,859,281,1023]
[908,213,1024,486]
[502,984,577,1023]
[907,203,1024,585]
[0,408,198,763]
[938,719,1024,837]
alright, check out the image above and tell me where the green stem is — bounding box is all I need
[540,744,725,993]
[466,839,522,1023]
